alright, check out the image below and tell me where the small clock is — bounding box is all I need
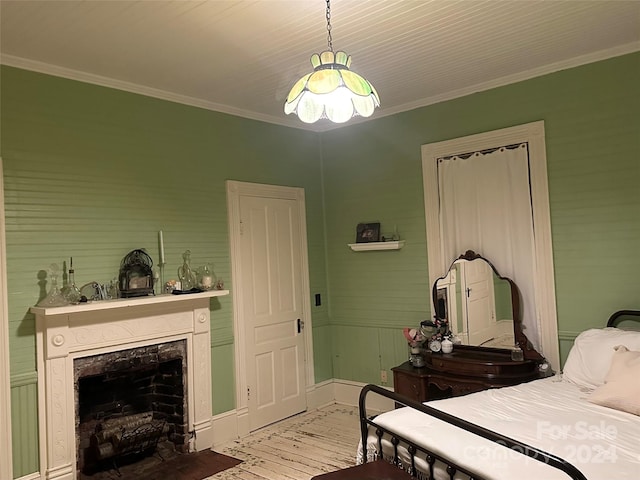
[429,339,442,353]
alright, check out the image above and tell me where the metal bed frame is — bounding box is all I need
[359,384,587,480]
[358,310,640,479]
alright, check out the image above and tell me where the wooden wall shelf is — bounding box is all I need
[348,241,405,251]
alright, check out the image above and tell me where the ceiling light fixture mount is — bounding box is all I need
[284,0,380,124]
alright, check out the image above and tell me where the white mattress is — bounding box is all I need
[358,376,640,479]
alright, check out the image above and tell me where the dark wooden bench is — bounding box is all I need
[311,460,413,479]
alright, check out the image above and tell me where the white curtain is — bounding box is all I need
[437,144,540,350]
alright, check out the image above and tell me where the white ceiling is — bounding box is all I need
[1,0,639,131]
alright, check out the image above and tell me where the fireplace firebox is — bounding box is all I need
[75,341,188,475]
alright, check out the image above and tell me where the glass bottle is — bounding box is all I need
[410,346,425,367]
[62,258,82,304]
[107,278,119,299]
[177,250,197,290]
[38,264,69,307]
[511,344,524,362]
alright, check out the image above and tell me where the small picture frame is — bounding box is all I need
[355,222,381,243]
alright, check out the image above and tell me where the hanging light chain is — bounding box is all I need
[326,0,333,52]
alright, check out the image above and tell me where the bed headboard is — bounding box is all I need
[606,310,640,328]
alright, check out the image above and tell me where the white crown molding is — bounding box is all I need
[3,42,638,134]
[374,41,640,120]
[0,54,316,132]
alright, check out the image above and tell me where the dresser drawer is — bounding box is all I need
[427,351,538,378]
[393,368,427,403]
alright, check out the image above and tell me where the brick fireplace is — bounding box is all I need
[32,291,228,480]
[75,340,188,475]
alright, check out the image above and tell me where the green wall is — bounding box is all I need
[321,52,640,384]
[494,276,513,322]
[0,66,330,477]
[2,52,639,478]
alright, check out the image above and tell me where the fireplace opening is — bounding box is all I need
[74,341,189,477]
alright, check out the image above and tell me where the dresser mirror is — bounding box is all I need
[432,250,542,360]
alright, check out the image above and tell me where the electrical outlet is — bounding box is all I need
[380,370,388,383]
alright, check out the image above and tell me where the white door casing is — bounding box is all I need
[227,181,313,435]
[0,157,13,479]
[422,121,561,371]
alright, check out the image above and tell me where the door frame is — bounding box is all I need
[421,121,560,371]
[226,180,314,436]
[0,157,13,479]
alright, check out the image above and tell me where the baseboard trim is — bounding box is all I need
[333,379,395,414]
[211,409,239,448]
[307,379,335,410]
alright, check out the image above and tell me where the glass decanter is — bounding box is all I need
[38,264,69,307]
[61,257,82,304]
[177,250,197,290]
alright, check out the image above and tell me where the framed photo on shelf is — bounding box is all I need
[355,222,380,243]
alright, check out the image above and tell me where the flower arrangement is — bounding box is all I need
[403,326,428,366]
[402,327,426,348]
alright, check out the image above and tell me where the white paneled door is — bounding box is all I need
[239,194,307,431]
[462,260,496,346]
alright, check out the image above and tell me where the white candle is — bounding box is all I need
[159,230,165,264]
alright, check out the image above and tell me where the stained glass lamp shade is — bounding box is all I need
[284,50,380,124]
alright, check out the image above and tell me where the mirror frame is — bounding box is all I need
[432,250,543,361]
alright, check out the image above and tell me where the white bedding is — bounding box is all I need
[358,376,640,479]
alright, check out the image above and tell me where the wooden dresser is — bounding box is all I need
[392,347,541,402]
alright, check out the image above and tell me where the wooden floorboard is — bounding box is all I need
[209,404,360,480]
[229,445,316,477]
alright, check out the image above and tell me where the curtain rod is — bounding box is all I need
[437,142,526,162]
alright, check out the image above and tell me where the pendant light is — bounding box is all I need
[284,0,380,124]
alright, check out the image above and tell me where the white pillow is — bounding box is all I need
[589,345,640,416]
[562,327,640,389]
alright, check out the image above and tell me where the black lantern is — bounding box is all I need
[118,249,154,298]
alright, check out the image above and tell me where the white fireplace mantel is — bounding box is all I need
[31,290,229,480]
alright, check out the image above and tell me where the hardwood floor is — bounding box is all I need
[209,404,361,479]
